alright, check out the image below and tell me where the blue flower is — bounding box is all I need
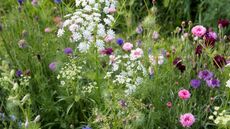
[54,0,62,4]
[82,125,92,129]
[116,38,124,46]
[18,0,24,5]
[10,115,16,121]
[16,70,23,77]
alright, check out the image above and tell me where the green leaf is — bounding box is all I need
[66,102,74,115]
[163,0,170,7]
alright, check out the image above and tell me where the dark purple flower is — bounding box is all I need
[206,78,220,88]
[218,19,229,28]
[18,0,24,5]
[119,100,127,107]
[173,57,186,73]
[204,31,217,47]
[54,0,62,4]
[82,125,91,129]
[16,70,23,77]
[190,79,201,88]
[173,57,182,66]
[49,62,57,71]
[195,44,203,56]
[100,48,113,55]
[116,38,124,46]
[177,64,186,73]
[64,48,73,55]
[198,70,213,80]
[213,55,227,68]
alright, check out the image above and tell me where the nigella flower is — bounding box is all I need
[198,70,213,80]
[64,47,73,55]
[16,70,23,77]
[100,48,113,55]
[116,38,124,46]
[218,19,229,28]
[206,78,220,88]
[54,0,62,4]
[204,31,218,47]
[82,125,91,129]
[190,79,201,88]
[213,55,227,68]
[49,62,57,71]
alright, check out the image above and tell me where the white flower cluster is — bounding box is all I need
[149,54,164,65]
[209,107,230,126]
[58,0,117,53]
[82,82,98,93]
[57,60,82,86]
[105,54,147,95]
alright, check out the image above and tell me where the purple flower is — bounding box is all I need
[195,44,203,56]
[49,62,57,71]
[100,48,113,55]
[54,0,62,4]
[198,70,213,80]
[136,40,142,47]
[64,48,73,55]
[213,55,227,68]
[18,0,24,5]
[116,38,124,46]
[206,78,220,88]
[190,79,201,88]
[82,126,91,129]
[218,19,229,28]
[16,70,23,77]
[119,100,127,107]
[136,25,143,34]
[204,31,217,47]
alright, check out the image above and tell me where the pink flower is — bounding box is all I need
[178,89,191,100]
[130,48,143,60]
[44,27,52,33]
[166,102,172,108]
[122,42,133,51]
[108,7,116,13]
[104,35,114,43]
[180,113,195,127]
[191,25,206,37]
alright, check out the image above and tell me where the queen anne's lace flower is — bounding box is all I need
[58,0,117,53]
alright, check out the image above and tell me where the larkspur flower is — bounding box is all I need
[180,113,195,127]
[64,47,73,55]
[178,89,191,100]
[198,70,213,80]
[206,78,220,88]
[116,38,124,46]
[49,62,57,71]
[213,55,227,68]
[190,79,201,88]
[191,25,206,37]
[122,42,133,51]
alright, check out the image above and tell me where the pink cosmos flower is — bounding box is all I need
[178,89,191,100]
[130,48,143,60]
[180,113,195,127]
[122,42,133,51]
[191,25,207,37]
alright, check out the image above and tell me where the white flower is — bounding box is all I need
[226,80,230,88]
[96,39,105,49]
[78,42,90,53]
[57,29,64,37]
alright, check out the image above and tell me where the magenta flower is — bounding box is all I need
[178,89,191,100]
[190,79,201,89]
[173,57,186,73]
[198,70,213,80]
[180,113,195,127]
[204,31,218,47]
[122,42,133,51]
[206,78,220,88]
[166,102,172,108]
[100,48,113,55]
[195,44,203,56]
[191,25,206,37]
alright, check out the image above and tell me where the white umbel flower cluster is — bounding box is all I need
[105,54,147,95]
[57,0,117,53]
